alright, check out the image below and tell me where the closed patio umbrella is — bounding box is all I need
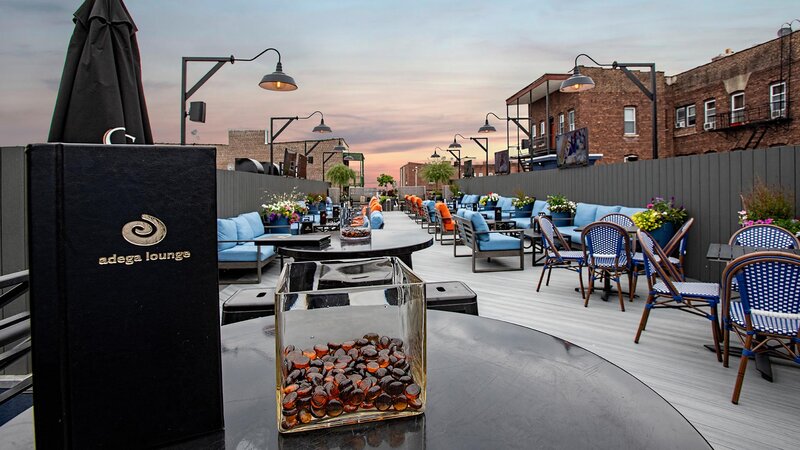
[48,0,152,144]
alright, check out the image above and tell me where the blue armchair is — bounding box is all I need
[453,211,524,272]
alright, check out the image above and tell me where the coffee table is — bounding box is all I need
[277,229,433,269]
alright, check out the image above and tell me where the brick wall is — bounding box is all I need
[215,130,347,181]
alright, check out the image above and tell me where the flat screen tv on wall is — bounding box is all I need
[494,150,510,175]
[296,153,307,179]
[556,127,589,169]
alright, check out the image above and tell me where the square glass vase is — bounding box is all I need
[275,257,426,433]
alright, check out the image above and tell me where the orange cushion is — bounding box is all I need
[435,202,454,231]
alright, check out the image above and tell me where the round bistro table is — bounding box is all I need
[277,230,433,269]
[0,311,710,449]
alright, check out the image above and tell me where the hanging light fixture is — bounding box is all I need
[333,138,347,152]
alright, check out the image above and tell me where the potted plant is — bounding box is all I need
[479,192,500,210]
[421,160,455,202]
[512,191,535,218]
[546,194,576,226]
[326,163,357,206]
[738,181,800,235]
[261,192,309,234]
[306,193,324,213]
[631,197,687,247]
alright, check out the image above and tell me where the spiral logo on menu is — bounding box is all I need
[122,214,167,246]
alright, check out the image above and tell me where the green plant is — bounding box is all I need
[326,163,357,191]
[773,218,800,234]
[420,160,455,193]
[305,193,324,204]
[742,180,794,221]
[632,197,687,231]
[546,194,576,214]
[478,193,499,206]
[376,173,395,194]
[512,190,535,208]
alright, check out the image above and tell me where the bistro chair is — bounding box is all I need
[581,222,633,311]
[728,223,800,249]
[721,251,800,404]
[634,230,722,361]
[536,216,585,298]
[632,218,694,292]
[600,213,635,228]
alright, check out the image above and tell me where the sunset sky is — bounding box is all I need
[0,1,795,186]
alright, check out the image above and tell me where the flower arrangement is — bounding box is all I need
[512,195,535,208]
[546,194,576,214]
[479,192,500,206]
[261,190,308,223]
[631,197,687,231]
[306,193,325,204]
[738,181,800,234]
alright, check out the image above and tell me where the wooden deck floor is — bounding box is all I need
[220,211,800,450]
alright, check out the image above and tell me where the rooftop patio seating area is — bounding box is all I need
[220,210,800,449]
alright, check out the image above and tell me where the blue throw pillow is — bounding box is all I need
[370,211,384,229]
[241,212,265,237]
[573,203,599,227]
[532,200,547,216]
[466,211,491,242]
[217,219,238,251]
[232,216,255,243]
[619,206,647,218]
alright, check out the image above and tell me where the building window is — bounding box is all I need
[540,121,545,136]
[770,82,786,118]
[531,122,536,138]
[704,100,716,129]
[675,104,695,128]
[623,107,636,135]
[558,113,565,135]
[731,92,745,124]
[568,110,575,131]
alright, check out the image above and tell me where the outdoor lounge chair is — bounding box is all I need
[217,212,280,284]
[434,202,456,245]
[634,230,722,362]
[453,212,524,273]
[721,251,800,404]
[581,221,634,311]
[536,216,585,298]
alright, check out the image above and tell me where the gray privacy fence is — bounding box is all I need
[458,146,800,283]
[217,170,329,218]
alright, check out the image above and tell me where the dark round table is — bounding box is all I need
[0,311,709,449]
[278,230,433,268]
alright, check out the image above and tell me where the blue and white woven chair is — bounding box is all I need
[581,222,633,311]
[721,251,800,404]
[634,230,722,361]
[600,213,635,228]
[536,216,585,298]
[632,218,694,292]
[729,223,800,249]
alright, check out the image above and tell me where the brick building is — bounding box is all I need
[398,158,514,187]
[507,29,799,164]
[213,130,350,181]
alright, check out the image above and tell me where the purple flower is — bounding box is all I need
[647,203,654,209]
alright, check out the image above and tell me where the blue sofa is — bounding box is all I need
[555,203,646,244]
[217,211,282,283]
[453,211,524,272]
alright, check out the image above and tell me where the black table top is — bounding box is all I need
[0,312,709,449]
[255,234,331,247]
[278,230,433,261]
[706,243,800,261]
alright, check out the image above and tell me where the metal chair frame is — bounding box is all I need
[453,215,524,273]
[536,216,585,298]
[581,221,634,311]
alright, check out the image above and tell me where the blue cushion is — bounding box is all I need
[556,226,580,244]
[241,212,265,237]
[232,215,255,243]
[531,200,547,216]
[370,211,384,229]
[217,219,238,251]
[512,218,532,229]
[466,211,491,242]
[573,203,599,227]
[218,244,275,262]
[497,197,512,211]
[541,203,551,215]
[479,234,522,251]
[619,206,647,218]
[594,205,622,222]
[456,208,467,217]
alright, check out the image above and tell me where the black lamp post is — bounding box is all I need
[430,146,443,159]
[560,53,658,159]
[268,111,332,172]
[450,133,489,176]
[180,47,296,145]
[446,146,462,179]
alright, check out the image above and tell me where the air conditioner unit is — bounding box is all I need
[703,122,716,131]
[771,110,785,119]
[676,121,686,128]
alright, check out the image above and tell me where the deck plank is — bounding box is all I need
[220,211,800,449]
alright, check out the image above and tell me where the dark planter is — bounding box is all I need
[550,211,571,227]
[270,216,290,234]
[483,200,497,210]
[649,222,676,249]
[514,204,534,218]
